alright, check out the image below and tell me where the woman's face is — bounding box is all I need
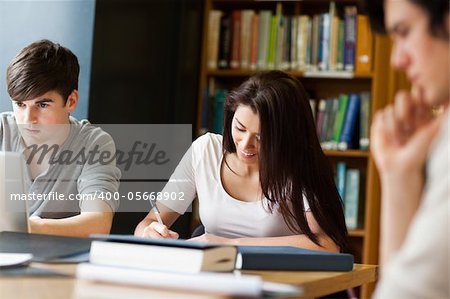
[231,105,260,165]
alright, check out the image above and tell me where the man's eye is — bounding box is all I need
[38,103,49,108]
[14,102,25,108]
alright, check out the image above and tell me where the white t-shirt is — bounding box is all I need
[159,133,310,238]
[373,114,449,299]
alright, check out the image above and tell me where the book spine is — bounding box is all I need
[230,10,241,69]
[355,15,373,73]
[331,94,349,149]
[218,14,231,69]
[213,89,227,134]
[318,13,330,71]
[249,14,259,70]
[315,99,326,138]
[290,16,298,70]
[344,6,357,72]
[336,19,345,71]
[319,99,332,145]
[240,10,253,69]
[310,14,320,71]
[207,10,223,70]
[359,92,371,150]
[338,93,360,150]
[323,98,339,150]
[267,15,278,70]
[336,162,346,200]
[257,11,271,70]
[344,169,360,229]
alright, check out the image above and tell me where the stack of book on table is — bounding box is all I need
[77,235,302,297]
[78,234,354,297]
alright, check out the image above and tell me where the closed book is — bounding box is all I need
[344,169,361,229]
[338,93,360,150]
[240,10,254,69]
[230,10,241,69]
[213,89,227,134]
[336,19,345,70]
[76,263,303,298]
[89,234,237,274]
[249,13,259,70]
[331,94,349,149]
[336,161,347,200]
[315,99,327,138]
[344,6,357,71]
[355,15,373,73]
[323,98,339,150]
[218,14,232,69]
[207,10,223,70]
[256,10,271,70]
[0,231,91,263]
[318,13,330,71]
[359,92,371,150]
[236,246,354,271]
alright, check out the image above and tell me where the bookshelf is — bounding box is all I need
[196,0,404,297]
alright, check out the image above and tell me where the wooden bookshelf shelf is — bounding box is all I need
[323,149,369,158]
[348,229,365,237]
[206,69,373,79]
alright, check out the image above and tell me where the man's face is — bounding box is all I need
[12,90,77,145]
[385,0,449,106]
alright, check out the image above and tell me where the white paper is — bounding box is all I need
[0,253,33,267]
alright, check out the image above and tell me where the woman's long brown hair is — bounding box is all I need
[222,71,349,252]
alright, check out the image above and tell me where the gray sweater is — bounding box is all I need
[0,112,121,218]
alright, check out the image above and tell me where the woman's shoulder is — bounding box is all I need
[193,132,223,151]
[191,132,223,163]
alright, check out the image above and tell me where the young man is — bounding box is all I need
[1,39,121,237]
[367,0,449,298]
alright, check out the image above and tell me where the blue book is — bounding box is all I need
[344,169,361,229]
[344,6,357,71]
[338,93,360,150]
[336,162,347,200]
[237,246,354,271]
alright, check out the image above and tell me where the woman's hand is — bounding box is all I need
[141,221,179,239]
[188,233,234,245]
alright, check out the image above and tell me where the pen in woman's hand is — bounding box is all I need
[150,200,164,225]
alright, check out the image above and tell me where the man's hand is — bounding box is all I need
[371,89,441,177]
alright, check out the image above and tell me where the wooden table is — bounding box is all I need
[0,263,377,299]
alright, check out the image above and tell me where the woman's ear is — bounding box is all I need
[66,90,79,113]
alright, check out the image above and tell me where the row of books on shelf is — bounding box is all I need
[207,2,373,73]
[336,163,364,230]
[202,89,371,151]
[316,91,371,151]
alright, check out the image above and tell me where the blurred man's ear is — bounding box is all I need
[66,90,79,112]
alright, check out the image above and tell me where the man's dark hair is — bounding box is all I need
[365,0,449,39]
[6,39,79,103]
[222,71,349,252]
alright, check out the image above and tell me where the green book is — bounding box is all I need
[331,94,349,149]
[337,19,345,71]
[267,15,279,69]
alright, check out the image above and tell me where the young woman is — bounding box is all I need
[135,71,348,252]
[367,0,449,298]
